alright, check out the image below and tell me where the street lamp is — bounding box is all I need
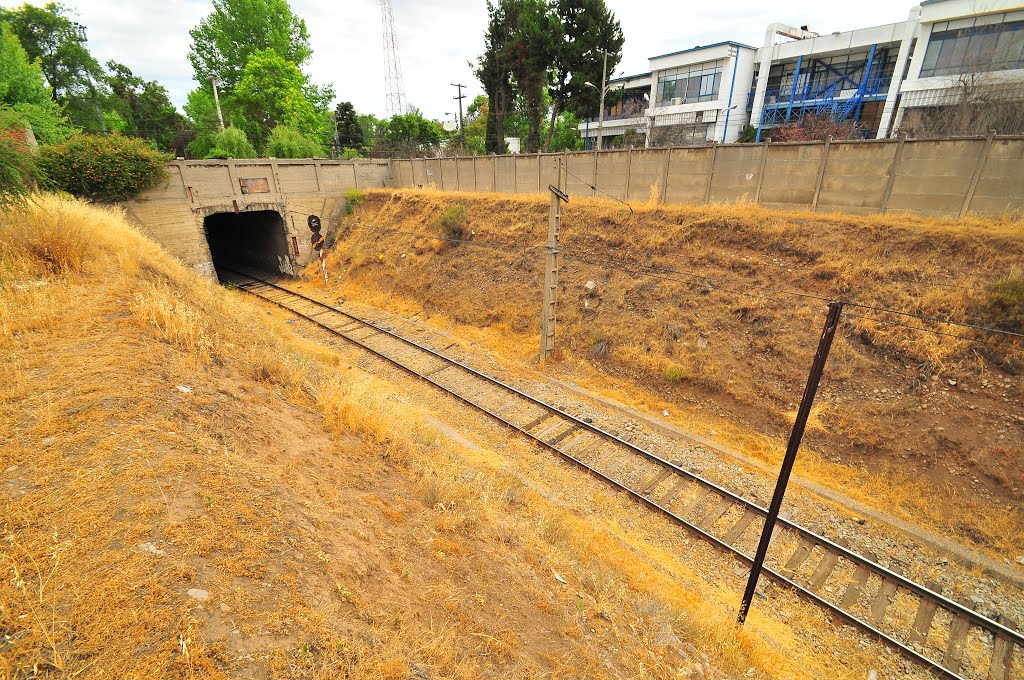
[584,47,612,151]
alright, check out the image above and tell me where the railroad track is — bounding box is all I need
[222,266,1022,680]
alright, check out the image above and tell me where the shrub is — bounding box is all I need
[339,147,361,159]
[38,133,168,203]
[343,187,365,215]
[981,275,1024,334]
[265,124,325,159]
[435,204,467,242]
[663,362,690,382]
[0,130,40,202]
[206,126,256,159]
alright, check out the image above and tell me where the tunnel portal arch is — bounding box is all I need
[202,207,296,276]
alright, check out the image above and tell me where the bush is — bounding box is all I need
[339,147,361,159]
[0,130,40,202]
[37,133,168,203]
[206,126,256,159]
[982,276,1024,334]
[663,362,690,382]
[265,124,325,159]
[343,188,365,215]
[435,204,467,242]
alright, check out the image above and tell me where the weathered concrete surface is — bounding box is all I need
[124,159,390,279]
[390,135,1024,218]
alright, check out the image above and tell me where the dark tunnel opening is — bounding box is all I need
[204,210,293,276]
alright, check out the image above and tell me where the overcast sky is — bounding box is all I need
[1,0,912,124]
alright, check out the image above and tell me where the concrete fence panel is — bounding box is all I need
[187,163,235,198]
[474,157,496,192]
[319,163,355,190]
[759,143,822,209]
[540,153,561,191]
[495,156,516,193]
[439,158,459,190]
[514,155,538,194]
[423,159,442,188]
[596,150,630,201]
[709,144,762,203]
[393,160,414,188]
[970,138,1024,215]
[888,139,985,216]
[565,152,596,196]
[455,158,475,191]
[626,149,666,202]
[277,162,319,193]
[817,141,895,212]
[664,147,714,204]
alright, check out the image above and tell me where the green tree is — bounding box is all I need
[544,0,623,150]
[0,3,106,129]
[334,101,363,151]
[475,1,514,154]
[104,60,191,154]
[231,48,330,151]
[183,87,221,158]
[463,94,489,155]
[506,0,557,152]
[206,125,256,158]
[376,110,444,157]
[188,0,312,91]
[265,123,323,157]
[0,21,72,144]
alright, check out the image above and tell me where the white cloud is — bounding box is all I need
[1,0,913,122]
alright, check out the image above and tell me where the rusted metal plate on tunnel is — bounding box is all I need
[239,178,271,194]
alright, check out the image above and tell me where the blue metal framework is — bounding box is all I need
[753,44,890,141]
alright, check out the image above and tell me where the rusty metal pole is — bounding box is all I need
[540,158,567,361]
[737,300,844,624]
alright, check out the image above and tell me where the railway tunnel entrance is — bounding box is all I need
[203,210,295,276]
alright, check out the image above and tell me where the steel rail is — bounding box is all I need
[223,267,1015,678]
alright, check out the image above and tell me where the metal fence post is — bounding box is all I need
[959,130,995,220]
[737,301,844,624]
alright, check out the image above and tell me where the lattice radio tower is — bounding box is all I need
[380,0,407,116]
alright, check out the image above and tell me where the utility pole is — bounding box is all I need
[541,158,568,362]
[211,77,225,130]
[596,48,610,152]
[451,83,466,154]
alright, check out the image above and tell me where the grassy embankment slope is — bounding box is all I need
[0,196,830,678]
[316,189,1024,560]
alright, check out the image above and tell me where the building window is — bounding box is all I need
[920,18,1024,77]
[656,60,724,104]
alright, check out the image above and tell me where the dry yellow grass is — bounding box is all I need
[307,188,1024,559]
[0,195,854,678]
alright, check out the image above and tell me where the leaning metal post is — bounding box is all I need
[737,300,844,624]
[540,158,568,361]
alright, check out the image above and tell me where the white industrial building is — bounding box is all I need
[579,0,1024,147]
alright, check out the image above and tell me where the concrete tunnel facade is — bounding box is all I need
[120,158,393,280]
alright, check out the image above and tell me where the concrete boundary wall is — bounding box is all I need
[126,158,390,278]
[387,134,1024,218]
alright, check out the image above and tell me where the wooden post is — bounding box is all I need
[880,132,908,214]
[704,144,719,204]
[811,136,832,211]
[753,140,770,204]
[659,148,671,205]
[541,158,567,361]
[959,130,995,220]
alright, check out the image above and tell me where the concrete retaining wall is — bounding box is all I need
[125,158,390,278]
[388,134,1024,218]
